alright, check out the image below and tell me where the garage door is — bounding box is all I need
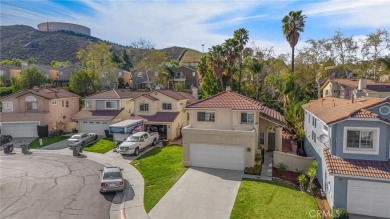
[1,122,39,137]
[190,144,245,171]
[347,180,390,218]
[79,121,109,135]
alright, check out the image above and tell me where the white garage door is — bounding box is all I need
[190,144,245,171]
[347,180,390,218]
[1,122,39,137]
[79,121,109,135]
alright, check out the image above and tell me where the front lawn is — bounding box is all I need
[30,136,69,148]
[83,139,114,154]
[131,145,188,212]
[231,179,320,219]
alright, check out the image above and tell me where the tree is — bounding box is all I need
[361,29,390,81]
[208,45,226,91]
[330,31,358,79]
[121,49,132,70]
[77,42,117,92]
[13,66,47,90]
[69,69,92,96]
[282,10,306,72]
[234,28,249,92]
[297,173,307,192]
[117,76,126,88]
[198,56,221,98]
[51,60,71,68]
[27,57,37,65]
[223,38,239,88]
[1,58,23,67]
[306,161,318,194]
[244,56,263,100]
[164,60,179,90]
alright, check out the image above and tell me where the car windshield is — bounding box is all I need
[126,136,140,142]
[70,136,80,139]
[103,171,121,180]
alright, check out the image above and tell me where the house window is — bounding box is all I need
[241,112,254,124]
[325,90,329,95]
[140,103,149,112]
[197,112,215,122]
[323,125,329,133]
[343,127,379,154]
[162,103,172,110]
[85,101,91,108]
[259,132,265,144]
[312,117,317,128]
[25,96,38,111]
[312,131,317,143]
[62,100,64,107]
[2,102,13,112]
[105,101,117,109]
[51,101,57,105]
[66,100,69,108]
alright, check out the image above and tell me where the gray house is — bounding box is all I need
[302,97,390,218]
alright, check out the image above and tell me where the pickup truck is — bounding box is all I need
[119,132,159,156]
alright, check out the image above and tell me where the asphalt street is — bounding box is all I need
[0,153,115,219]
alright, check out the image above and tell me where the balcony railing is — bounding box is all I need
[173,75,186,81]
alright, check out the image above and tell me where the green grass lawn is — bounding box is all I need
[131,145,188,212]
[231,179,320,219]
[30,136,69,148]
[83,139,114,154]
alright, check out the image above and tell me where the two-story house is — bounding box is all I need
[0,88,80,137]
[175,65,200,88]
[0,64,22,85]
[182,90,286,171]
[302,97,390,218]
[73,89,145,135]
[322,78,390,99]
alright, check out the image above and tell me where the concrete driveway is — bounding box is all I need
[39,135,105,150]
[0,137,36,150]
[0,153,115,219]
[149,167,243,219]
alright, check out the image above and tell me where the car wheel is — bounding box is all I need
[153,138,157,146]
[134,148,139,156]
[81,142,85,147]
[94,135,98,140]
[8,137,12,142]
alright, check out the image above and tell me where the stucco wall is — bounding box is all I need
[182,127,256,167]
[134,97,157,115]
[273,151,315,172]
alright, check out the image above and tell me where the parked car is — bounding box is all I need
[99,166,124,193]
[1,134,12,145]
[119,132,159,156]
[67,133,98,149]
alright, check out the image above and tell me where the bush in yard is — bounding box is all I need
[297,173,307,192]
[306,160,318,194]
[277,163,287,175]
[331,208,349,219]
[255,153,262,164]
[244,164,261,175]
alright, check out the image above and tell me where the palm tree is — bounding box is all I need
[282,10,306,72]
[234,28,249,92]
[223,38,239,89]
[208,45,226,91]
[245,57,263,100]
[164,61,179,90]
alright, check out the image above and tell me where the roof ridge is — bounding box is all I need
[231,91,263,109]
[186,91,228,108]
[112,89,121,99]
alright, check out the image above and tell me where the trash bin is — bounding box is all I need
[72,147,81,156]
[21,144,30,154]
[3,144,14,154]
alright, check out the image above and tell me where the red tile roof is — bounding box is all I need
[134,112,180,123]
[1,88,79,100]
[351,109,379,119]
[84,89,146,100]
[324,149,390,179]
[73,109,125,120]
[187,91,286,126]
[156,90,189,101]
[302,97,390,125]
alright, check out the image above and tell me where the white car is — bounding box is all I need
[99,166,124,193]
[67,133,98,148]
[119,132,159,156]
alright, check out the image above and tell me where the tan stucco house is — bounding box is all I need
[182,91,286,171]
[0,64,22,85]
[0,88,80,137]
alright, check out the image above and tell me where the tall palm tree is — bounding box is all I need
[223,38,239,89]
[208,45,226,91]
[234,28,249,92]
[282,10,306,72]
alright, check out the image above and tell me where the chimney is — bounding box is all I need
[191,86,198,99]
[358,78,367,90]
[226,86,231,91]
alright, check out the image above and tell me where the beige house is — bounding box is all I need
[322,78,390,99]
[0,64,22,85]
[0,88,80,137]
[182,91,286,170]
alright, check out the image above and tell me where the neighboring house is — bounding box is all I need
[0,87,80,137]
[131,89,198,140]
[175,65,200,88]
[322,78,390,99]
[182,90,286,171]
[115,68,132,87]
[130,68,159,90]
[55,64,85,87]
[73,89,144,135]
[0,64,22,85]
[302,97,390,218]
[35,65,57,81]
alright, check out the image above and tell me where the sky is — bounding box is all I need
[1,0,389,54]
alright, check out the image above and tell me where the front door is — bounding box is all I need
[268,133,275,151]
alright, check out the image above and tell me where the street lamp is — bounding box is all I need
[201,44,204,53]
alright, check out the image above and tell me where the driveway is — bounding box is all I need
[0,137,36,150]
[39,135,105,150]
[149,167,243,219]
[0,153,114,219]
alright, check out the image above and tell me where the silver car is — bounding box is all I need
[99,167,125,193]
[67,133,98,148]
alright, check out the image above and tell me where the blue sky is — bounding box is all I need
[1,0,389,54]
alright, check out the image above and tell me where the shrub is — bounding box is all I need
[297,173,307,192]
[244,164,262,175]
[72,128,78,133]
[0,86,13,96]
[331,208,349,219]
[277,163,287,175]
[255,153,262,164]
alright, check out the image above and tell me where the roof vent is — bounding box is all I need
[226,86,231,91]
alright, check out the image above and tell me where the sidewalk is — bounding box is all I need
[14,148,149,219]
[260,152,273,181]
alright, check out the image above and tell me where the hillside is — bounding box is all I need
[0,25,201,65]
